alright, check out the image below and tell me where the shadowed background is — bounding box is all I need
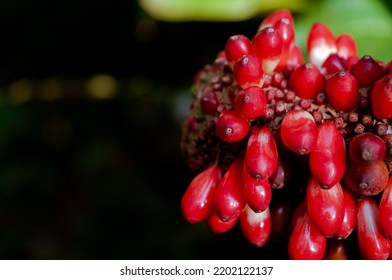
[0,0,391,259]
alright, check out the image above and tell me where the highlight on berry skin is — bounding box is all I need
[180,8,392,260]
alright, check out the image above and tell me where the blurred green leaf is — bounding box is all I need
[139,0,307,21]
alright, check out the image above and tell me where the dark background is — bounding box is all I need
[0,0,390,259]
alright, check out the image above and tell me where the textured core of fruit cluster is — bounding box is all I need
[180,9,392,260]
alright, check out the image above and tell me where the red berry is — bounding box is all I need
[378,175,392,238]
[334,186,357,239]
[322,53,346,75]
[306,177,344,237]
[233,54,264,88]
[280,110,317,155]
[181,165,221,224]
[288,202,326,260]
[288,63,324,99]
[234,86,267,120]
[259,9,294,30]
[350,55,383,88]
[213,157,245,222]
[357,197,391,260]
[253,27,283,74]
[225,34,254,67]
[242,168,272,212]
[344,160,388,196]
[307,22,337,67]
[215,110,249,143]
[240,204,271,247]
[273,18,295,52]
[309,122,346,188]
[348,132,386,164]
[325,70,358,112]
[371,73,392,119]
[336,34,358,60]
[200,90,219,115]
[206,211,238,234]
[244,127,278,180]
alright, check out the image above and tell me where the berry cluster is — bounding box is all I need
[180,9,392,259]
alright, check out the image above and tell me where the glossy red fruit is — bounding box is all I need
[225,34,254,67]
[348,132,386,164]
[306,177,344,237]
[378,175,392,238]
[181,165,221,224]
[240,204,271,247]
[307,22,337,67]
[273,18,295,53]
[234,86,267,120]
[357,197,391,260]
[322,53,346,75]
[288,203,326,260]
[206,211,238,234]
[371,73,392,119]
[350,55,383,88]
[277,44,304,72]
[336,34,358,60]
[233,54,264,88]
[309,122,346,188]
[253,27,283,74]
[344,160,388,196]
[280,110,317,155]
[325,70,358,112]
[259,9,294,31]
[242,168,272,212]
[288,63,324,99]
[215,110,249,143]
[244,127,278,180]
[200,90,219,115]
[214,157,245,222]
[334,186,357,239]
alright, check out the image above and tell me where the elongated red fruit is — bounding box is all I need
[214,157,245,222]
[233,54,264,88]
[225,34,254,68]
[351,55,383,88]
[309,122,346,188]
[357,197,390,260]
[259,9,294,31]
[280,110,317,155]
[306,177,344,237]
[253,27,283,74]
[288,63,324,99]
[240,204,271,247]
[288,202,326,260]
[336,34,358,60]
[181,165,221,224]
[334,186,357,239]
[371,73,392,119]
[307,22,337,67]
[325,70,358,112]
[378,175,392,238]
[244,127,278,180]
[206,211,238,234]
[242,167,272,212]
